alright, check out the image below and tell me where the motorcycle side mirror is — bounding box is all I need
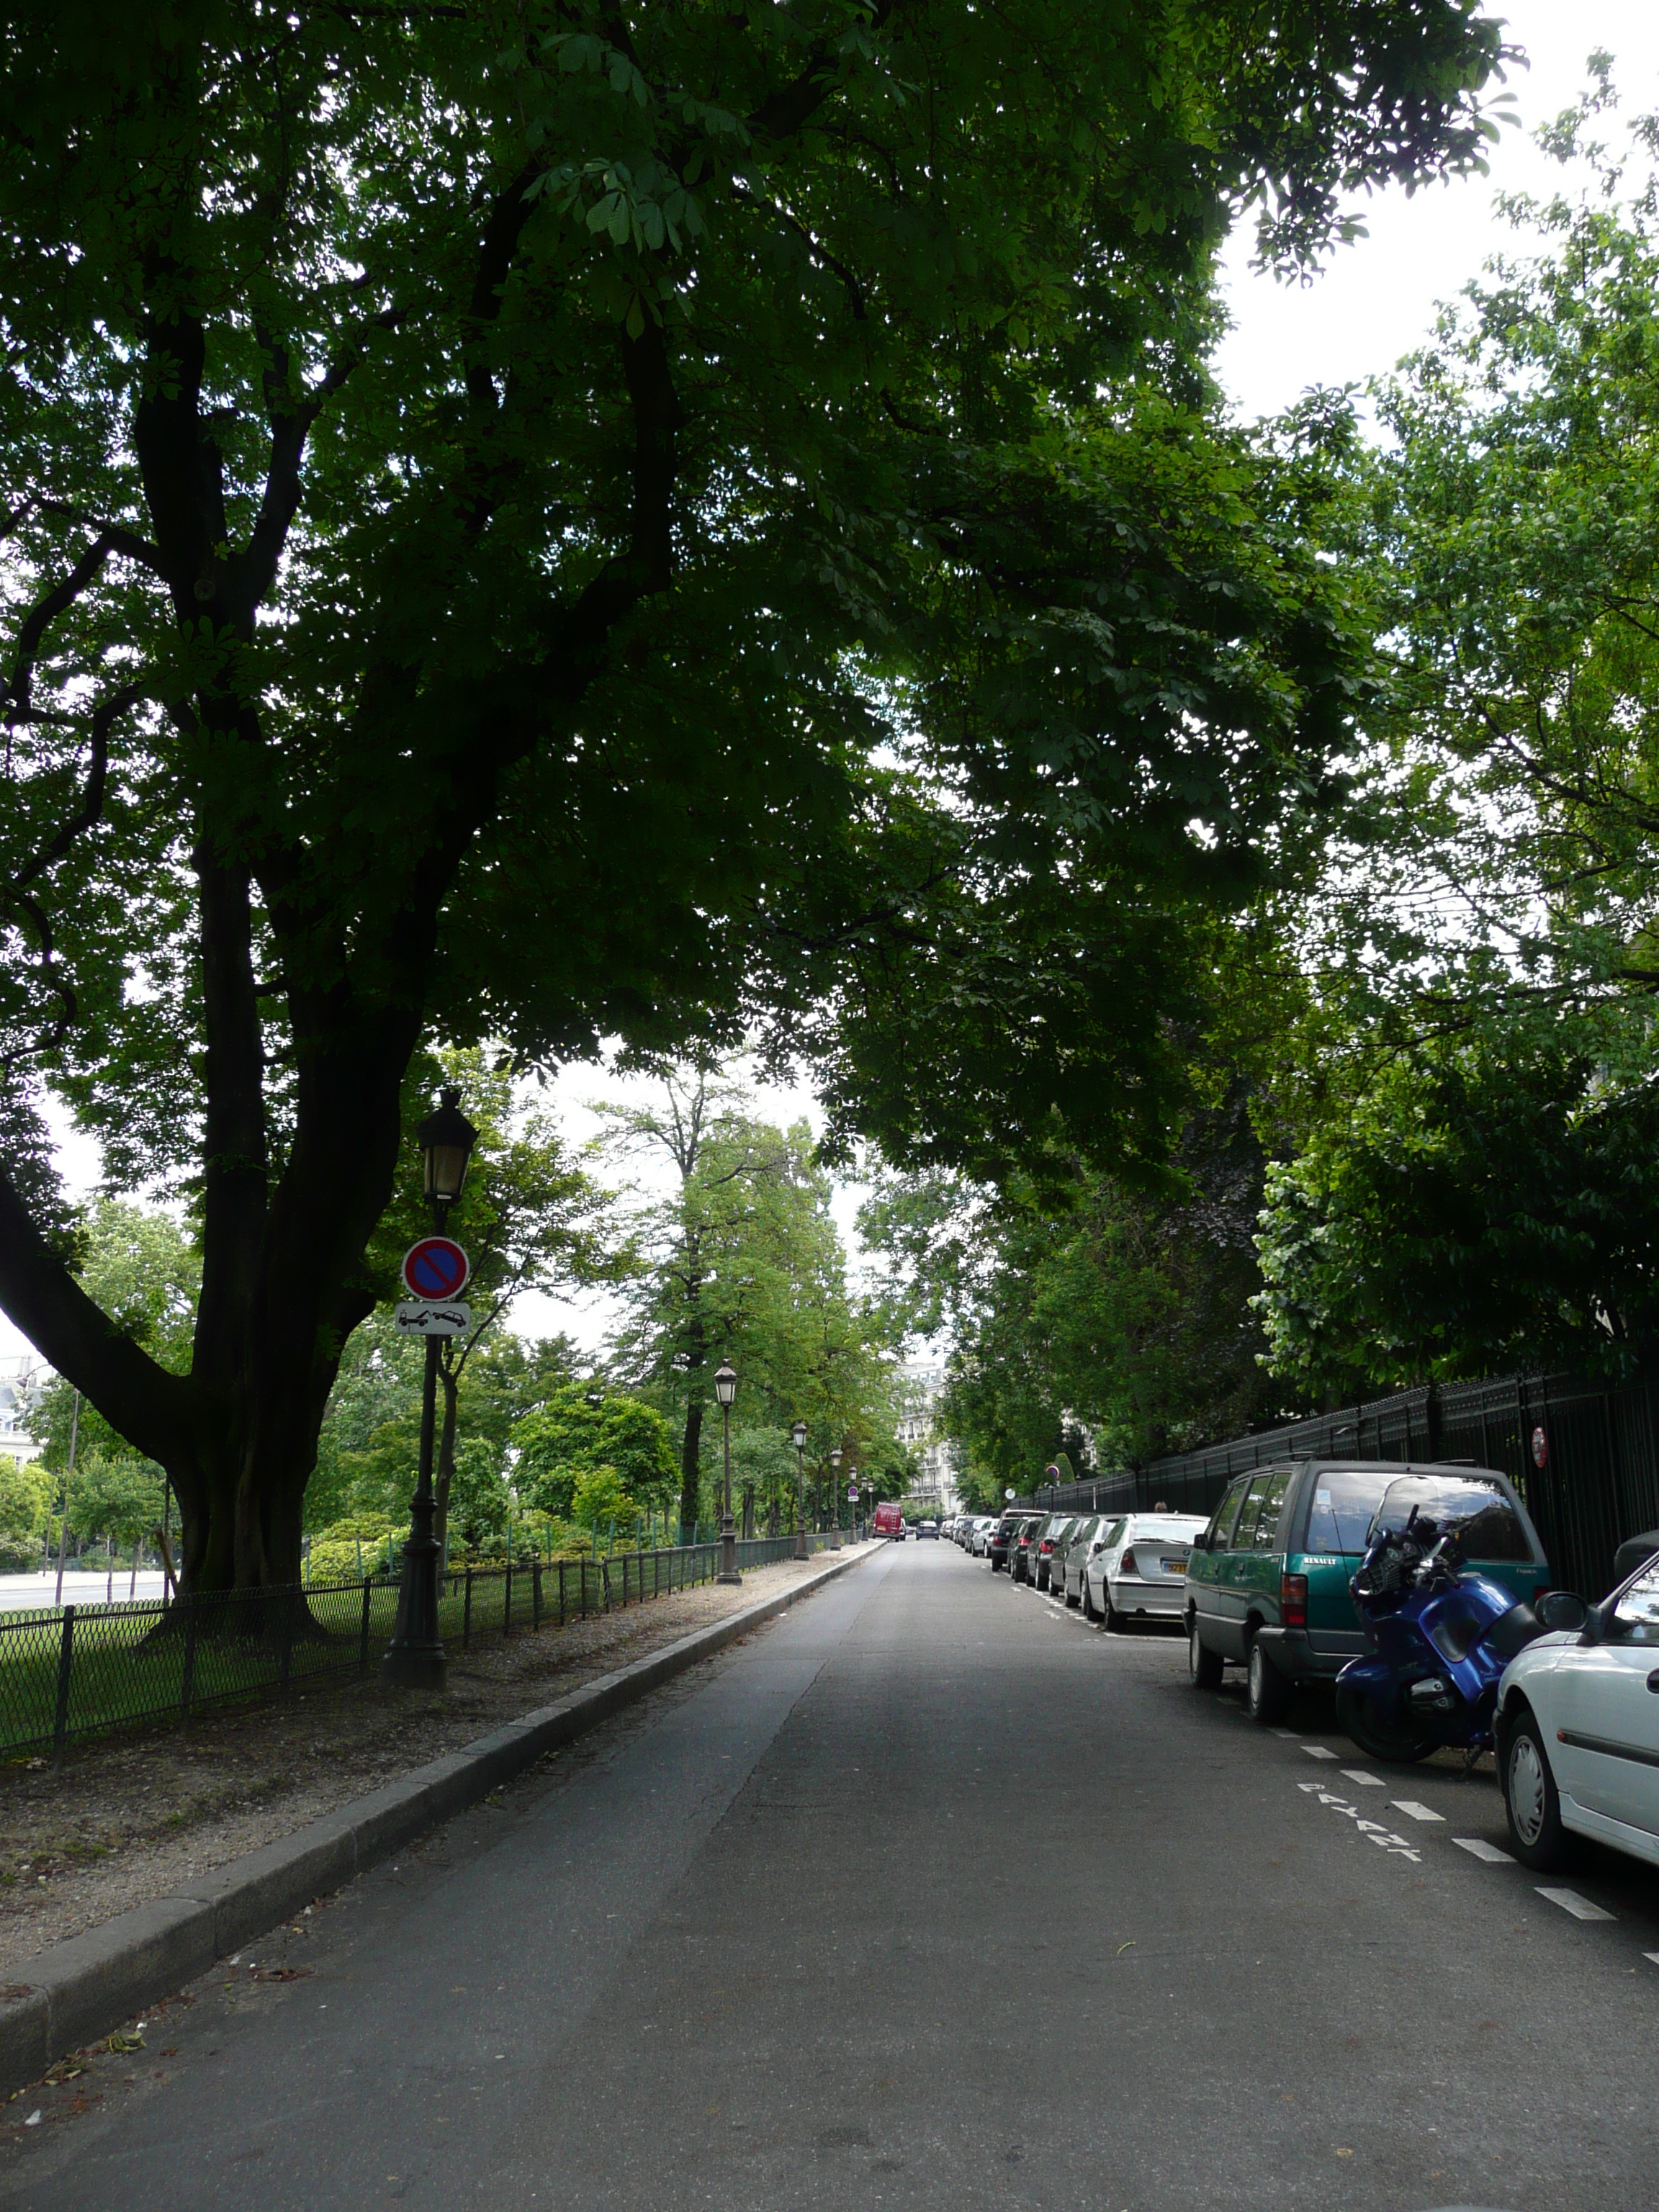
[1537,1590,1588,1635]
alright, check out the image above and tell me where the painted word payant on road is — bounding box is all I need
[1298,1781,1423,1861]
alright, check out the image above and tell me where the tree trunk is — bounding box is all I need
[678,1399,703,1542]
[435,1360,460,1571]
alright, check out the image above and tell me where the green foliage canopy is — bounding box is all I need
[1252,90,1659,1395]
[513,1383,677,1520]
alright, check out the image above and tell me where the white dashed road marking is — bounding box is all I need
[1392,1801,1446,1823]
[1341,1769,1385,1788]
[1269,1729,1299,1740]
[1537,1887,1614,1923]
[1300,1745,1338,1761]
[1643,1952,1659,1967]
[1453,1838,1514,1863]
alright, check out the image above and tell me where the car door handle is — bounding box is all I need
[1647,1670,1659,1693]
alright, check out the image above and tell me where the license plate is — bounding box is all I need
[1161,1560,1187,1575]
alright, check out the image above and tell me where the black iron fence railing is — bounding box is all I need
[0,1532,845,1761]
[1007,1370,1659,1604]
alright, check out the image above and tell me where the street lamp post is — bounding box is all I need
[791,1420,809,1560]
[715,1360,741,1584]
[384,1087,478,1691]
[829,1446,842,1550]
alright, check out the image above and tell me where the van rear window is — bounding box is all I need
[1304,1469,1398,1555]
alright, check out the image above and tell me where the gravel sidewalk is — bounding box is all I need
[0,1546,873,1972]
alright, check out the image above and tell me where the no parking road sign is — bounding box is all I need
[402,1235,470,1302]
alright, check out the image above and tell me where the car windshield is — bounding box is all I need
[1368,1475,1531,1563]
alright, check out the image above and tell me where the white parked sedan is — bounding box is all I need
[1084,1512,1210,1629]
[1496,1554,1659,1870]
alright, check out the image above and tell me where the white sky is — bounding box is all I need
[1213,4,1659,423]
[7,4,1658,1371]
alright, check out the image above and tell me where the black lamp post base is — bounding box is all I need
[381,1644,447,1691]
[717,1514,742,1585]
[793,1521,808,1560]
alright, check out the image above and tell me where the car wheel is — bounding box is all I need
[1065,1581,1080,1609]
[1189,1619,1223,1689]
[1335,1681,1437,1765]
[1105,1588,1127,1632]
[1502,1704,1571,1871]
[1081,1577,1098,1622]
[1246,1635,1290,1725]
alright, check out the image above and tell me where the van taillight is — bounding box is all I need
[1281,1573,1308,1628]
[1120,1549,1138,1575]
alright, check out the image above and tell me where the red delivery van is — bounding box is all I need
[872,1501,904,1539]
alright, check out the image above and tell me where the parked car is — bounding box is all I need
[1083,1513,1208,1629]
[1059,1514,1123,1607]
[1033,1515,1078,1593]
[1184,1459,1549,1723]
[1010,1515,1046,1584]
[970,1516,997,1557]
[918,1519,940,1540]
[1496,1552,1653,1871]
[989,1511,1025,1573]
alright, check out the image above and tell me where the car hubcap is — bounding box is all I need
[1509,1735,1547,1845]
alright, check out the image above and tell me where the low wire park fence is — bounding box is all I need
[0,1532,839,1760]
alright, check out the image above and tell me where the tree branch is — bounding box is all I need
[3,534,115,721]
[12,683,135,894]
[0,1162,191,1467]
[35,504,166,577]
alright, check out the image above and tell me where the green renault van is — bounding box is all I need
[1183,1459,1549,1724]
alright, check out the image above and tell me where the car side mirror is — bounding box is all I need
[1190,1530,1210,1553]
[1537,1590,1587,1634]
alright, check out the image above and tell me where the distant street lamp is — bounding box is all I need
[384,1087,477,1690]
[715,1360,741,1584]
[829,1445,843,1551]
[791,1419,809,1561]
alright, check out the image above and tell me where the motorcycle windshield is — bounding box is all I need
[1367,1475,1532,1563]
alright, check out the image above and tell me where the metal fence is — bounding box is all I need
[0,1532,842,1761]
[1013,1369,1659,1604]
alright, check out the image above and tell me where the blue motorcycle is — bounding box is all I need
[1336,1507,1584,1766]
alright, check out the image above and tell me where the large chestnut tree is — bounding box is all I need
[0,0,1506,1589]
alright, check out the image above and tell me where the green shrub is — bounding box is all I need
[306,1513,399,1584]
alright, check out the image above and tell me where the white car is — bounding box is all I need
[1084,1512,1210,1629]
[969,1517,997,1557]
[1497,1555,1659,1870]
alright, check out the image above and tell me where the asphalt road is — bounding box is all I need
[6,1539,1659,2211]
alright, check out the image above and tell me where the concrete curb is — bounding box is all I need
[0,1543,873,2095]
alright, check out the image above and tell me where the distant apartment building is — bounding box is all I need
[0,1357,46,1467]
[894,1363,959,1513]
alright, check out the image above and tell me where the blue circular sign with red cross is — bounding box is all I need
[402,1236,469,1301]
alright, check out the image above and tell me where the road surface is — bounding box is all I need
[6,1540,1658,2209]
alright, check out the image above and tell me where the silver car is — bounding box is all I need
[1084,1512,1209,1629]
[1058,1514,1121,1606]
[969,1516,997,1556]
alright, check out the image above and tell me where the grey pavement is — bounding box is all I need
[5,1539,1659,2210]
[0,1570,168,1612]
